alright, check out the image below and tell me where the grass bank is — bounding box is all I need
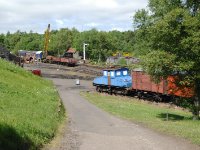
[0,59,65,149]
[82,92,200,145]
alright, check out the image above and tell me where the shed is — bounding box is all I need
[67,48,76,53]
[64,48,79,59]
[36,51,43,60]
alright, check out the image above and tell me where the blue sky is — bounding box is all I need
[0,0,148,33]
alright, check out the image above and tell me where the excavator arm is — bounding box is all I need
[44,24,50,58]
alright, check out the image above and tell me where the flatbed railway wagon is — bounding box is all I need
[45,55,77,66]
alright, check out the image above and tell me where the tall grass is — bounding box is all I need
[82,92,200,145]
[0,59,65,149]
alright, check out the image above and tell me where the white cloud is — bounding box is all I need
[111,27,127,32]
[85,23,101,27]
[0,0,148,33]
[83,0,119,9]
[56,20,64,25]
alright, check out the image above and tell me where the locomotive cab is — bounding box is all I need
[93,67,132,94]
[103,69,129,78]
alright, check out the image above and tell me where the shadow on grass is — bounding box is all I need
[157,113,189,121]
[0,123,33,150]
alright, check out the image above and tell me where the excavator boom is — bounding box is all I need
[44,24,50,58]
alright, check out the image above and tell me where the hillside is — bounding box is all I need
[0,59,65,149]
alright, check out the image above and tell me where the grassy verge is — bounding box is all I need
[81,92,200,145]
[0,59,65,149]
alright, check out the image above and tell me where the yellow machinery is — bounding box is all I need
[122,52,131,57]
[112,51,131,57]
[44,24,50,58]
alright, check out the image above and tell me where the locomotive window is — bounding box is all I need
[111,71,114,77]
[123,71,128,76]
[103,71,107,76]
[116,71,121,76]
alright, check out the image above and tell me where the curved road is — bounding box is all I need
[50,78,199,150]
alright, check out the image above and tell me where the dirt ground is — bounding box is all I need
[24,62,102,80]
[25,63,200,150]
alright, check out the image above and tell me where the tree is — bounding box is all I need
[5,31,22,52]
[148,0,183,18]
[0,34,5,47]
[132,9,152,56]
[12,32,42,53]
[133,0,200,119]
[185,0,200,16]
[48,28,73,56]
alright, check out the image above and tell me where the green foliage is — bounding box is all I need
[117,57,127,66]
[0,59,65,149]
[49,28,73,55]
[141,51,176,82]
[0,34,5,46]
[132,9,152,56]
[3,31,43,54]
[133,0,200,119]
[185,0,200,16]
[133,9,151,29]
[148,0,183,18]
[82,92,200,145]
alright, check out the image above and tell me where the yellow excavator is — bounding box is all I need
[44,24,50,58]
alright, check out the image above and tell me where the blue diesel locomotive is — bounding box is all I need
[93,67,132,94]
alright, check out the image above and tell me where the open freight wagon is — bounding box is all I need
[132,70,194,99]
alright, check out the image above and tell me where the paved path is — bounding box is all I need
[51,78,199,150]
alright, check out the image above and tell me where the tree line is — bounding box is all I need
[0,28,136,62]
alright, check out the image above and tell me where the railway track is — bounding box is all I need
[24,63,103,80]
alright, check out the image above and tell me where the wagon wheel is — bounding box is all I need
[137,92,142,99]
[99,87,103,93]
[121,89,127,95]
[112,89,117,95]
[154,94,162,102]
[96,86,102,93]
[96,86,98,92]
[108,87,112,95]
[96,86,100,92]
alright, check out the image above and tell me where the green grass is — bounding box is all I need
[81,92,200,145]
[0,59,65,149]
